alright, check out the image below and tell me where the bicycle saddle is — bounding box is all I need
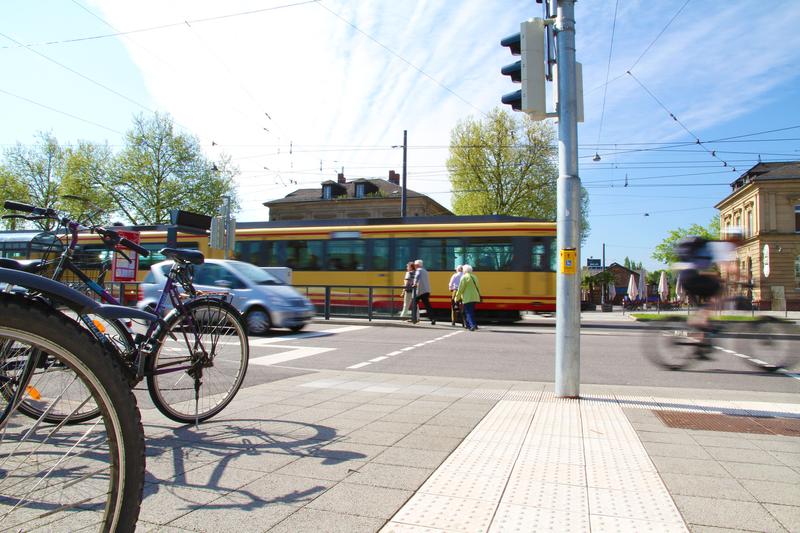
[160,248,204,265]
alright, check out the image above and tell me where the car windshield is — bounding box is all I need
[227,261,283,285]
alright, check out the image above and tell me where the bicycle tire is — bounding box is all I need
[644,320,699,370]
[738,318,799,372]
[0,293,145,532]
[146,297,249,424]
[2,313,135,424]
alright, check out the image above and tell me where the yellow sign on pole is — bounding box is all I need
[560,248,577,275]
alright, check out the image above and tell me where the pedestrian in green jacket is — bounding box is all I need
[455,264,481,331]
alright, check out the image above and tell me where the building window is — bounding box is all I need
[323,185,332,200]
[355,183,365,198]
[746,210,754,238]
[794,254,800,287]
[795,205,800,232]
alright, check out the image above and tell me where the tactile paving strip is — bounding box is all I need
[382,394,690,532]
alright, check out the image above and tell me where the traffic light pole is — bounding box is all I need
[554,0,581,398]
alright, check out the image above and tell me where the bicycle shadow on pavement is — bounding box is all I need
[140,418,366,513]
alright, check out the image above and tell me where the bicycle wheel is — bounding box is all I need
[737,318,799,372]
[644,320,699,370]
[0,293,145,532]
[147,298,249,424]
[4,312,136,425]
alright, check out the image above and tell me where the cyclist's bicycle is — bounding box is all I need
[645,315,798,372]
[0,291,145,532]
[2,200,250,424]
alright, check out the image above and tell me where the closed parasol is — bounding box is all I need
[658,271,669,301]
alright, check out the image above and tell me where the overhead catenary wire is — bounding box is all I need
[0,0,322,50]
[594,0,620,154]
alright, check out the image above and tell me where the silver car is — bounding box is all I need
[138,259,315,335]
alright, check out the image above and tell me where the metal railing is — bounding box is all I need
[294,284,408,321]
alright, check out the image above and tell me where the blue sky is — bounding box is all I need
[2,0,799,270]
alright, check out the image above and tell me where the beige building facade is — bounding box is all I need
[264,171,452,221]
[715,162,800,310]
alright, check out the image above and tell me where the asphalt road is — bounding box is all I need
[238,321,800,395]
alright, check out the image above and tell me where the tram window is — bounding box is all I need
[392,238,415,271]
[327,239,365,270]
[235,240,282,266]
[286,240,323,270]
[370,239,389,270]
[418,238,463,271]
[548,238,557,271]
[531,238,547,271]
[461,238,513,271]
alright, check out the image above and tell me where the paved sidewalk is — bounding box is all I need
[135,372,800,532]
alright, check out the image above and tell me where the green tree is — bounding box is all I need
[0,166,29,229]
[1,132,65,230]
[652,216,720,264]
[60,141,118,219]
[446,108,590,241]
[110,113,239,225]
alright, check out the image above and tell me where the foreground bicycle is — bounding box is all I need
[645,316,798,372]
[2,200,250,424]
[0,291,145,532]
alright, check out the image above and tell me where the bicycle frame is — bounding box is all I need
[45,218,208,383]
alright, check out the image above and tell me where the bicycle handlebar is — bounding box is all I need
[94,227,150,257]
[3,200,58,218]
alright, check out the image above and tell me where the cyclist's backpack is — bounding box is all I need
[675,236,712,268]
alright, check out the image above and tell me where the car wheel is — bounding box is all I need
[245,308,271,335]
[289,324,305,333]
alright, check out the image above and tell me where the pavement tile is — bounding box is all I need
[388,493,497,532]
[705,446,784,465]
[691,434,762,449]
[763,503,800,532]
[239,473,334,505]
[311,441,389,462]
[688,526,747,532]
[769,450,800,468]
[738,478,800,506]
[672,495,786,532]
[650,456,731,477]
[590,514,687,533]
[168,496,297,532]
[139,483,222,525]
[751,439,800,453]
[380,412,437,424]
[267,508,386,533]
[393,433,463,453]
[273,456,369,482]
[410,424,473,439]
[176,462,268,492]
[362,420,421,434]
[489,503,589,532]
[659,472,754,501]
[719,461,800,483]
[642,441,713,460]
[305,481,413,519]
[637,430,698,445]
[135,521,194,532]
[343,428,407,446]
[373,447,452,470]
[347,462,434,491]
[631,421,683,434]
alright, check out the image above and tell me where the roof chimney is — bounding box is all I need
[388,170,400,185]
[337,172,346,184]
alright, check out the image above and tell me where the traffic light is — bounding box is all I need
[500,19,546,120]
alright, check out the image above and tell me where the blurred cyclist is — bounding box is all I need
[674,227,742,335]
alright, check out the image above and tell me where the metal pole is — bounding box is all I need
[601,243,606,305]
[401,130,408,218]
[555,0,581,398]
[222,195,231,259]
